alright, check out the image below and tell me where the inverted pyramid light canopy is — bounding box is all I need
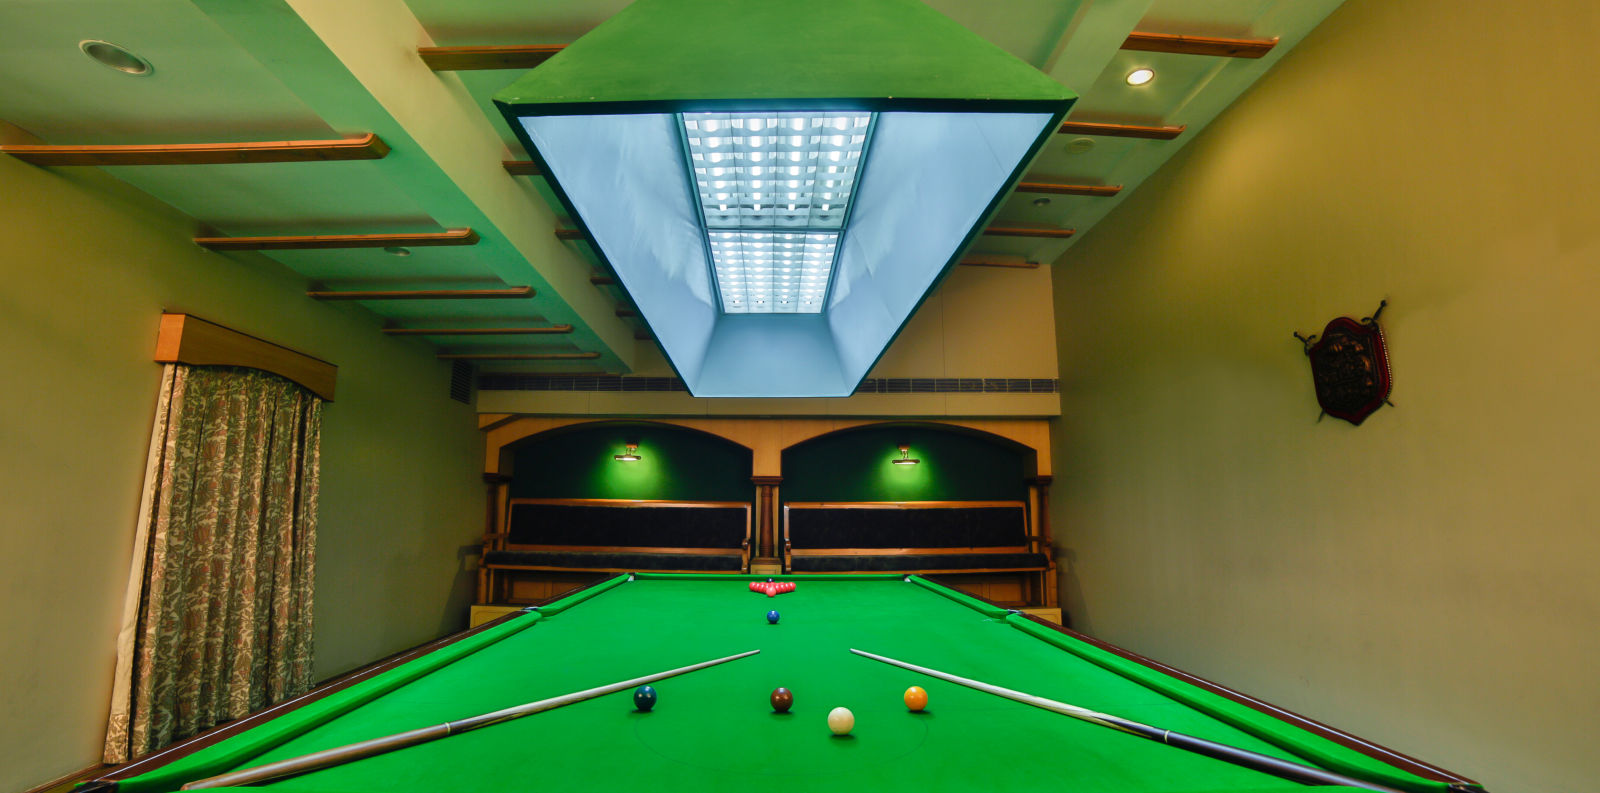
[495,0,1075,397]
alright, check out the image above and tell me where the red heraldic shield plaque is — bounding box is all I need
[1305,316,1392,425]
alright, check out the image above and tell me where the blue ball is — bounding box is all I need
[633,685,657,711]
[767,610,780,624]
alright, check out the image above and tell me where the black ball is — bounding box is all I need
[633,685,657,711]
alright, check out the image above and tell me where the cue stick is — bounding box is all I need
[850,649,1410,793]
[180,649,761,790]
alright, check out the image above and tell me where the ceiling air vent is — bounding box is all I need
[450,360,474,404]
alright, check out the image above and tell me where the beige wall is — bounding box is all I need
[0,157,483,790]
[1049,1,1599,791]
[477,262,1062,417]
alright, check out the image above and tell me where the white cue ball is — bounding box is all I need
[827,706,855,735]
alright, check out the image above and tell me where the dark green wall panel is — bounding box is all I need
[781,426,1029,504]
[510,423,752,503]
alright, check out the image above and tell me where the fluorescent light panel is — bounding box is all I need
[682,112,871,313]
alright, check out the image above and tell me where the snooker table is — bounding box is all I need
[85,575,1481,793]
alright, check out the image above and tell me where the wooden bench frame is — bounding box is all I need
[782,500,1054,606]
[481,499,751,598]
[782,500,1048,573]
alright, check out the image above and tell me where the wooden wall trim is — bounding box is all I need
[785,500,1025,510]
[509,497,751,509]
[483,418,1052,479]
[154,313,337,401]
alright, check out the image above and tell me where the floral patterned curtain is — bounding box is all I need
[104,364,321,763]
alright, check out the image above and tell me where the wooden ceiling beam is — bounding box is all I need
[0,134,389,166]
[1122,31,1277,59]
[960,255,1039,269]
[418,45,565,71]
[555,228,584,241]
[591,274,617,285]
[436,352,601,361]
[984,226,1076,239]
[1058,121,1185,140]
[308,286,534,300]
[381,325,573,335]
[197,228,478,251]
[1015,181,1121,197]
[504,160,542,176]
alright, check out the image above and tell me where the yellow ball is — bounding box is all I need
[904,686,928,712]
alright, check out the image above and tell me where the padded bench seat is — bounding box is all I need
[485,549,745,572]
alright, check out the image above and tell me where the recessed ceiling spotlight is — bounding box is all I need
[79,40,153,76]
[1126,68,1155,86]
[1065,137,1095,154]
[1032,197,1051,207]
[383,246,412,256]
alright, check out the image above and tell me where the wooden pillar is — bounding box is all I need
[479,473,511,603]
[1027,475,1057,608]
[751,476,783,570]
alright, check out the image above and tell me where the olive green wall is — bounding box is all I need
[781,426,1029,503]
[509,423,753,502]
[0,155,483,791]
[1048,1,1599,791]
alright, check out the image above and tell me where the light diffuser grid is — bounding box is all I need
[708,231,836,312]
[682,111,871,313]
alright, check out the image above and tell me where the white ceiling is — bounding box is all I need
[0,0,1345,372]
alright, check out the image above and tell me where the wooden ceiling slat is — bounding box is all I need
[418,45,565,71]
[984,226,1076,239]
[381,325,573,335]
[503,160,542,176]
[555,228,584,241]
[1058,121,1185,140]
[960,255,1039,269]
[1015,181,1122,197]
[307,286,534,300]
[436,352,601,361]
[1122,31,1278,59]
[197,229,478,251]
[0,134,389,166]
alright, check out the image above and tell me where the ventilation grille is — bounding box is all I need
[450,360,474,404]
[475,374,1058,394]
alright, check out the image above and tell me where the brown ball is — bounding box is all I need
[770,687,793,713]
